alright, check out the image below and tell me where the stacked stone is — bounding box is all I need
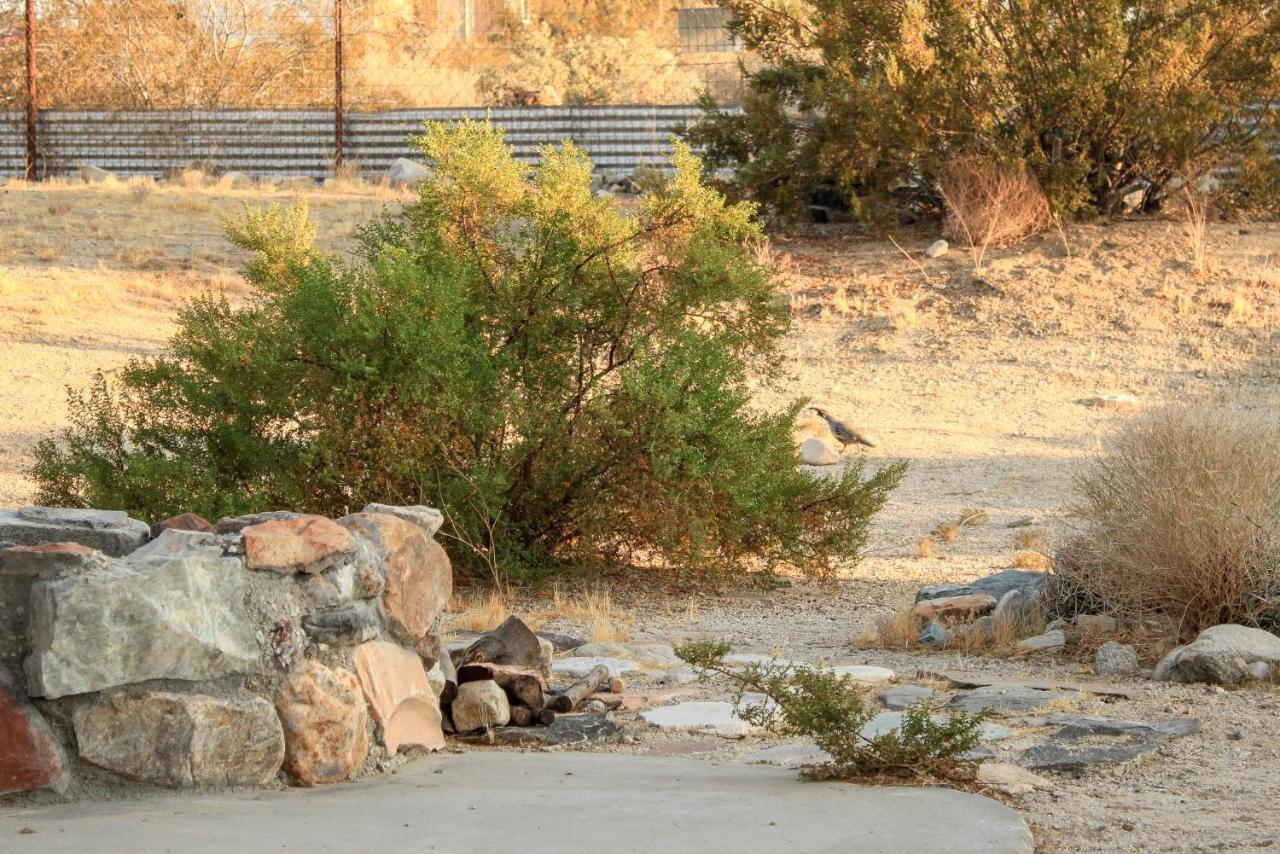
[0,503,452,797]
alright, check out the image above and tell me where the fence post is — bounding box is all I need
[24,0,37,180]
[334,0,345,169]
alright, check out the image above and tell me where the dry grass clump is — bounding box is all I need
[1182,185,1212,278]
[914,537,936,558]
[937,154,1052,263]
[865,607,920,649]
[1015,529,1044,549]
[1051,403,1280,638]
[1012,550,1053,570]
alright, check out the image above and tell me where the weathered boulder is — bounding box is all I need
[0,541,111,577]
[24,554,259,699]
[551,657,639,678]
[127,528,224,562]
[1073,614,1118,635]
[0,507,149,557]
[1095,641,1139,676]
[1016,629,1066,653]
[1153,624,1280,685]
[360,503,443,539]
[351,641,445,755]
[275,660,370,785]
[243,515,356,575]
[214,510,302,535]
[0,669,66,795]
[73,691,284,787]
[799,437,840,466]
[919,621,949,647]
[916,569,1045,603]
[302,604,379,646]
[925,239,949,258]
[913,593,996,623]
[337,513,451,642]
[450,680,510,733]
[79,164,114,183]
[150,513,214,537]
[386,158,430,188]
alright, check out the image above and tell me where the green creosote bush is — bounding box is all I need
[687,0,1280,221]
[32,120,906,584]
[676,640,988,780]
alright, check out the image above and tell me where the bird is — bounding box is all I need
[810,407,875,451]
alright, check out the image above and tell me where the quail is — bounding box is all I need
[810,407,875,450]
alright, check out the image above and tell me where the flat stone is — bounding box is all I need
[917,570,1046,603]
[0,753,1036,854]
[948,685,1078,715]
[1016,629,1066,653]
[24,553,259,699]
[570,642,680,668]
[859,711,1012,742]
[879,684,936,710]
[1046,714,1200,739]
[275,660,370,785]
[914,594,996,622]
[640,701,755,738]
[537,631,588,652]
[800,437,840,466]
[337,513,451,642]
[451,680,510,733]
[1095,641,1139,676]
[243,515,356,575]
[73,691,283,787]
[829,665,895,683]
[977,762,1053,795]
[0,541,111,577]
[151,513,214,537]
[745,742,832,768]
[458,712,624,747]
[359,504,443,539]
[0,507,149,557]
[922,670,1137,699]
[302,604,379,645]
[551,656,639,678]
[722,653,798,670]
[352,641,445,756]
[925,239,949,258]
[656,666,701,686]
[1018,739,1159,771]
[127,528,224,562]
[0,669,66,795]
[214,510,302,534]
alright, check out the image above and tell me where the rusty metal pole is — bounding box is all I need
[334,0,345,168]
[24,0,37,180]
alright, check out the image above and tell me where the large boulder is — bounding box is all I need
[242,515,356,575]
[450,680,510,733]
[1154,624,1280,685]
[0,507,149,557]
[360,504,443,539]
[274,660,370,785]
[385,158,430,188]
[0,669,66,795]
[351,641,445,755]
[73,692,284,787]
[24,553,259,699]
[127,528,224,562]
[337,513,451,642]
[916,569,1046,603]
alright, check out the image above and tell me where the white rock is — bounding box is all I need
[925,239,948,258]
[386,158,430,188]
[570,642,680,669]
[722,653,799,670]
[551,656,638,678]
[977,762,1052,796]
[1016,629,1066,653]
[450,680,510,733]
[828,665,895,684]
[640,701,755,738]
[745,742,832,768]
[799,437,840,466]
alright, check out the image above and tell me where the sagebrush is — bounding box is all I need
[1051,404,1280,637]
[688,0,1280,219]
[32,120,906,584]
[677,640,986,780]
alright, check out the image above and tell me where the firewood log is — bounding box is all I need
[550,665,609,712]
[457,662,547,710]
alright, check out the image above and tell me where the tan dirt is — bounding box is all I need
[3,179,1280,851]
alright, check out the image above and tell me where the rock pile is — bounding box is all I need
[0,503,453,797]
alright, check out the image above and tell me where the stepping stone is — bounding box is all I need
[570,642,680,668]
[551,657,639,678]
[640,701,755,738]
[745,742,833,769]
[829,665,895,683]
[859,712,1012,742]
[916,570,1045,603]
[0,753,1035,854]
[879,685,936,710]
[948,685,1078,715]
[1018,740,1160,771]
[1046,714,1200,740]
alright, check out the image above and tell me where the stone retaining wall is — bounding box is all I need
[0,504,452,799]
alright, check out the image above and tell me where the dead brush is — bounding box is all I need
[937,154,1051,273]
[1181,184,1213,278]
[1013,550,1053,570]
[862,606,920,649]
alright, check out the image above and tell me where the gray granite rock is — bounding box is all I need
[1155,624,1280,685]
[551,656,640,678]
[879,684,937,710]
[640,701,755,738]
[213,510,302,535]
[948,685,1077,715]
[917,570,1046,603]
[24,553,259,698]
[920,621,950,647]
[1016,629,1065,653]
[1018,740,1159,771]
[1094,641,1139,676]
[1046,714,1200,740]
[302,604,380,645]
[0,507,150,557]
[127,528,224,562]
[859,711,1012,742]
[570,642,680,668]
[745,742,832,768]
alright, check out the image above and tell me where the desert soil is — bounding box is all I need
[2,178,1279,852]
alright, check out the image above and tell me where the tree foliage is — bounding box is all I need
[688,0,1280,219]
[32,121,905,583]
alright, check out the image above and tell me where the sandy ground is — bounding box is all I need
[3,179,1280,852]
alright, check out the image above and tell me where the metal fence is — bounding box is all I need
[0,105,709,177]
[0,1,748,179]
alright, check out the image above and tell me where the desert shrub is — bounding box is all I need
[688,0,1280,220]
[938,155,1052,252]
[1051,404,1280,637]
[32,120,906,584]
[677,640,987,780]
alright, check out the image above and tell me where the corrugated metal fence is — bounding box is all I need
[0,106,708,179]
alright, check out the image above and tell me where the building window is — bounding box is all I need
[678,6,740,53]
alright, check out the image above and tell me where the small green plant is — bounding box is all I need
[676,640,987,780]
